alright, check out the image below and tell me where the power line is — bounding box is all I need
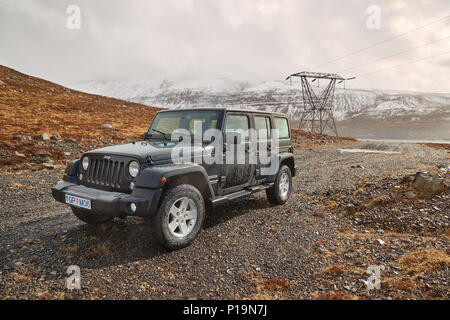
[310,13,450,70]
[355,50,450,78]
[337,35,450,73]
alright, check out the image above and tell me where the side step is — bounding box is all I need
[211,183,274,207]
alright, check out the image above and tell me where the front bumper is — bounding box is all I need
[52,181,162,217]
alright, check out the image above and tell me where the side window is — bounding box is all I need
[275,117,290,139]
[225,115,249,141]
[254,116,271,141]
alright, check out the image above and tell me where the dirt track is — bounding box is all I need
[0,141,448,300]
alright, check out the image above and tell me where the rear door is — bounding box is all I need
[253,115,272,179]
[274,116,292,154]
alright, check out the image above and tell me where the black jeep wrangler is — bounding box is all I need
[52,108,296,249]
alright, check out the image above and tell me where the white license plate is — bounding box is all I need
[65,195,91,210]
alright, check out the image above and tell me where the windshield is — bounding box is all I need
[148,110,221,137]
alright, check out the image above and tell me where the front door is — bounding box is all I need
[220,113,253,191]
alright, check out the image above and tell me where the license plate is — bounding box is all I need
[65,195,91,210]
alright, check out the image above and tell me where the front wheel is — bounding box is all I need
[266,165,292,205]
[151,184,205,250]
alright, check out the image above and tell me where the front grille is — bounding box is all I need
[87,158,124,188]
[79,154,135,193]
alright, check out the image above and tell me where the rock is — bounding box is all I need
[437,164,448,175]
[42,163,55,169]
[376,229,384,235]
[34,133,50,141]
[12,135,32,142]
[50,271,57,276]
[100,124,114,130]
[405,191,417,199]
[317,245,329,254]
[14,151,26,158]
[0,79,4,86]
[30,156,44,164]
[64,152,71,156]
[345,203,356,214]
[50,134,62,141]
[376,239,385,245]
[36,149,52,157]
[13,163,32,170]
[413,172,444,194]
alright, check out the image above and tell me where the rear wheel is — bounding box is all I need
[266,165,292,205]
[152,184,205,250]
[71,207,113,225]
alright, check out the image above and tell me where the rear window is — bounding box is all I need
[275,117,290,139]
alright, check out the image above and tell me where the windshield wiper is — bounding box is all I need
[150,128,170,141]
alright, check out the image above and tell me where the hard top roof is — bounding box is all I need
[157,107,288,117]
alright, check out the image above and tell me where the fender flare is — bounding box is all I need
[135,163,215,199]
[266,153,296,182]
[63,160,80,183]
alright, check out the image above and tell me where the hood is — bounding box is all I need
[86,140,209,163]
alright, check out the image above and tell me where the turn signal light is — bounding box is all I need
[160,177,167,184]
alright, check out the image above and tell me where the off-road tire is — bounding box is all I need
[71,207,113,225]
[152,184,205,250]
[266,165,292,205]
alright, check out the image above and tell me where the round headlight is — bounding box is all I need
[128,161,140,178]
[82,157,89,170]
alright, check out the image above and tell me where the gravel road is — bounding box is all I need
[0,141,448,300]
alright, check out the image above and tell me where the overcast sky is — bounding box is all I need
[0,0,449,92]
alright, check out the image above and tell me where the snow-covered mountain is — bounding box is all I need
[69,77,450,140]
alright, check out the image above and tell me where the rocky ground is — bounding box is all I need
[0,139,448,300]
